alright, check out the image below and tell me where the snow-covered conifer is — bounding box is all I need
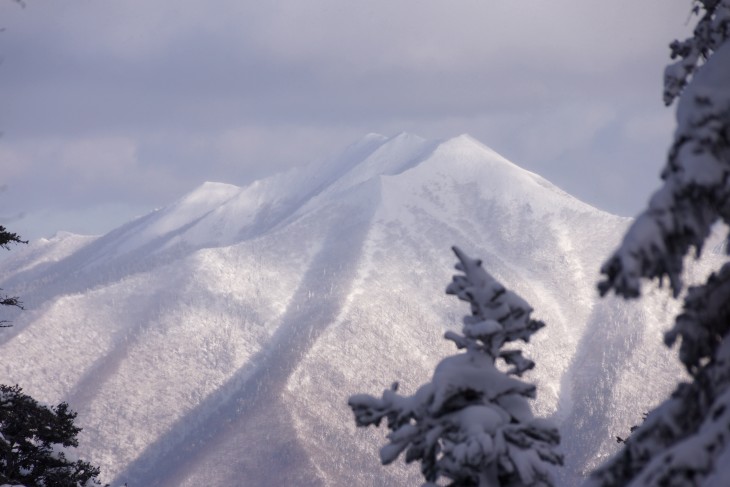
[349,246,562,487]
[590,2,730,486]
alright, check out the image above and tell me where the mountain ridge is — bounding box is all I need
[0,133,701,486]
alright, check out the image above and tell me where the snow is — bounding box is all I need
[587,5,730,484]
[603,17,730,301]
[0,231,97,276]
[0,133,709,486]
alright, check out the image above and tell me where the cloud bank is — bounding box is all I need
[0,0,692,239]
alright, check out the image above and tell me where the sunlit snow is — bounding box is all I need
[0,133,718,486]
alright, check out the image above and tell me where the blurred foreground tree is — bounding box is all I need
[588,1,730,486]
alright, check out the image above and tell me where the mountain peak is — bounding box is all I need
[384,133,598,216]
[179,181,241,204]
[0,131,685,487]
[436,133,522,169]
[46,133,602,264]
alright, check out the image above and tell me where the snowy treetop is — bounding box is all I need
[445,246,545,376]
[350,247,561,486]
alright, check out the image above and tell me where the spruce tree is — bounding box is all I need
[589,1,730,485]
[349,247,562,487]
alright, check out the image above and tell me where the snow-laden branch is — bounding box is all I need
[599,23,730,299]
[349,247,561,487]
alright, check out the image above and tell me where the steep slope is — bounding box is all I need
[0,133,712,486]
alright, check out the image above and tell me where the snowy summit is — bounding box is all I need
[0,133,711,486]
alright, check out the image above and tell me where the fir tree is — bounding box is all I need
[349,247,562,487]
[589,1,730,485]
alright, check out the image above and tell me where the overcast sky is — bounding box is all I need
[1,0,694,241]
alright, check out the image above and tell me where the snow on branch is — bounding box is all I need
[589,7,730,485]
[666,262,730,373]
[349,247,561,487]
[664,0,730,106]
[585,330,730,487]
[599,34,730,299]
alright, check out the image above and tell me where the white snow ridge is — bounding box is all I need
[0,133,714,486]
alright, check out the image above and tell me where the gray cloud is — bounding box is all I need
[0,0,695,239]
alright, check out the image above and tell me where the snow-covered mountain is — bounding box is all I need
[0,133,718,486]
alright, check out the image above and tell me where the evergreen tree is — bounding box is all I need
[0,229,104,487]
[589,1,730,485]
[0,385,104,487]
[0,226,26,327]
[349,246,562,487]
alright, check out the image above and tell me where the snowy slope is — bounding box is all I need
[0,133,716,486]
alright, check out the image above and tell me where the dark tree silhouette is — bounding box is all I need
[0,385,105,486]
[0,225,26,326]
[0,228,105,486]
